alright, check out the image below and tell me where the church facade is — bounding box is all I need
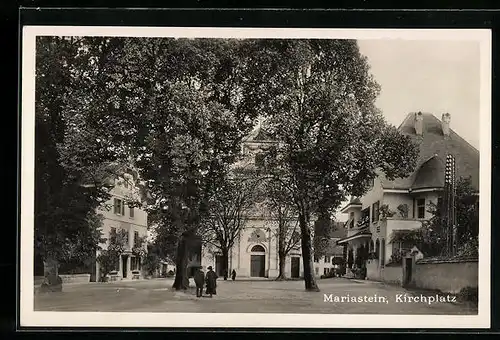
[199,126,306,279]
[201,218,305,279]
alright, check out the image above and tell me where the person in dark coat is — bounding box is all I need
[193,266,205,297]
[205,266,218,297]
[231,269,236,281]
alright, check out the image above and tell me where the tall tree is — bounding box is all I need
[455,176,479,244]
[263,175,301,280]
[244,39,419,291]
[35,36,129,274]
[111,38,261,290]
[201,171,257,280]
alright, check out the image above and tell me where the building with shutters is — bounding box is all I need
[336,112,479,280]
[93,165,149,281]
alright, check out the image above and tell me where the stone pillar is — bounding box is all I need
[43,257,59,276]
[229,246,233,272]
[237,232,241,270]
[127,256,132,278]
[267,228,272,277]
[95,258,101,282]
[119,255,123,278]
[275,234,279,270]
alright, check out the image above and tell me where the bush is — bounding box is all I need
[167,270,174,277]
[458,286,478,303]
[142,252,160,276]
[456,237,479,258]
[352,267,366,279]
[320,270,337,279]
[387,251,403,266]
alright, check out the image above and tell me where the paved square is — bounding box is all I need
[34,278,477,314]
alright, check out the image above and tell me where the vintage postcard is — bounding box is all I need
[20,26,491,329]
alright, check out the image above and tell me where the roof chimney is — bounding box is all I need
[414,112,423,135]
[441,113,451,137]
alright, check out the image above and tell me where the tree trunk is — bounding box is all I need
[221,248,229,280]
[299,213,319,291]
[276,252,287,280]
[44,256,59,277]
[172,235,189,290]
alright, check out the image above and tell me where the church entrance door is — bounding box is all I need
[250,255,265,277]
[291,257,300,278]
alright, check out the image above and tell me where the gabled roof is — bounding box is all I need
[340,197,362,213]
[411,155,445,190]
[336,229,372,245]
[380,112,479,191]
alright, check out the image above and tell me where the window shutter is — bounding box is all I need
[121,201,125,215]
[114,199,119,214]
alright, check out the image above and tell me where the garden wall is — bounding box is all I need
[59,274,91,284]
[366,259,380,281]
[33,274,91,286]
[366,260,402,284]
[382,265,402,285]
[413,258,478,294]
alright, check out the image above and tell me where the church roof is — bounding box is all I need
[380,112,479,191]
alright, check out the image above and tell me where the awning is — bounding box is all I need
[336,231,372,245]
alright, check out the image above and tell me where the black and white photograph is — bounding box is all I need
[20,26,491,328]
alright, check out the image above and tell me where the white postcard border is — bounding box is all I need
[20,26,492,329]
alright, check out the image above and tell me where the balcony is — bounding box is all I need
[382,218,423,241]
[356,216,370,230]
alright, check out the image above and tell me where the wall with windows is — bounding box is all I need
[200,218,308,279]
[95,172,148,280]
[385,219,423,261]
[382,192,414,219]
[313,256,333,277]
[360,177,384,219]
[346,208,363,237]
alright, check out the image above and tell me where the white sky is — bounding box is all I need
[358,39,480,149]
[335,39,481,222]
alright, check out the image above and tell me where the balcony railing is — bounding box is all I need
[356,216,370,229]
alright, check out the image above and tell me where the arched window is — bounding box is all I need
[251,245,265,252]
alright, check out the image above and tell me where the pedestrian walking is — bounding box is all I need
[231,269,236,281]
[205,266,218,298]
[193,266,205,298]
